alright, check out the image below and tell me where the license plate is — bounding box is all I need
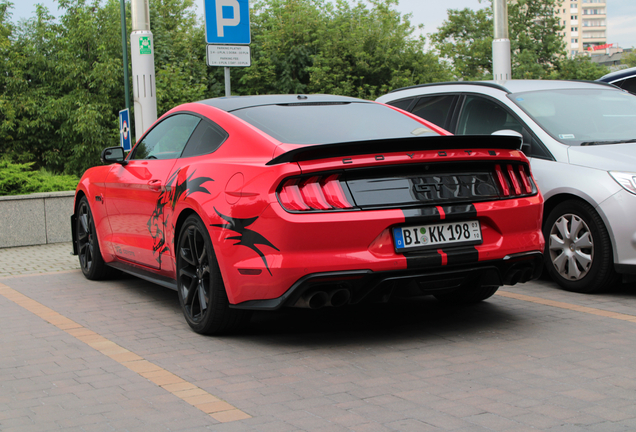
[393,221,482,252]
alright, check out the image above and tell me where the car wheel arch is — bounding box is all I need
[173,208,199,254]
[172,207,233,296]
[542,193,615,252]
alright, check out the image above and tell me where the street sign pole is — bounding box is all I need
[225,67,231,97]
[119,0,130,111]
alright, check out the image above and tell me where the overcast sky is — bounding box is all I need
[8,0,636,49]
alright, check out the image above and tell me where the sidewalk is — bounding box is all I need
[0,242,79,277]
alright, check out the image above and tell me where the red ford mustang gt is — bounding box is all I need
[72,95,544,334]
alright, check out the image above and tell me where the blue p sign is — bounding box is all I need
[205,0,251,44]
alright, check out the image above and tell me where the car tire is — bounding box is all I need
[543,199,618,293]
[434,285,499,304]
[176,215,251,335]
[76,196,111,280]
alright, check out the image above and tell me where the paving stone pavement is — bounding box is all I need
[0,242,79,277]
[2,243,636,431]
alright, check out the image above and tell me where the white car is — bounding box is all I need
[378,80,636,293]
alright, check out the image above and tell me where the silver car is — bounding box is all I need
[377,80,636,293]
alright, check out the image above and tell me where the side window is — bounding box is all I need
[410,95,457,130]
[386,98,415,111]
[131,114,201,160]
[618,77,636,95]
[457,95,523,136]
[180,120,229,158]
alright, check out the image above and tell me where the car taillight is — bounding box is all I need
[495,164,534,197]
[278,175,353,212]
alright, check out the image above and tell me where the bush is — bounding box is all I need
[0,158,79,196]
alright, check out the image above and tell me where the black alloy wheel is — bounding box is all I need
[76,196,110,280]
[176,215,251,334]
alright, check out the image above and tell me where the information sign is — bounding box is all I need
[206,45,251,67]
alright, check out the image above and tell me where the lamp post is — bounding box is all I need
[493,0,511,83]
[130,0,158,142]
[119,0,130,112]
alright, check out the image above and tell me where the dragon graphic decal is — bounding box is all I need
[210,207,279,275]
[148,169,214,265]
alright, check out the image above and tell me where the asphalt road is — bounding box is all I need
[2,243,636,431]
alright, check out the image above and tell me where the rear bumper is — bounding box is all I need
[230,251,544,310]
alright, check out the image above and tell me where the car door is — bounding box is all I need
[104,113,201,269]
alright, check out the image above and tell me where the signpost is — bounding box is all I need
[119,109,132,151]
[204,0,251,96]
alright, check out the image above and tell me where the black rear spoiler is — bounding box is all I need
[266,135,523,165]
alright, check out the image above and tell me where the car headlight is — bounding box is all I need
[609,171,636,195]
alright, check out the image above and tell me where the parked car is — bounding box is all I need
[597,66,636,95]
[377,80,636,293]
[72,94,544,334]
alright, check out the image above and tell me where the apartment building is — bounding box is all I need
[555,0,607,57]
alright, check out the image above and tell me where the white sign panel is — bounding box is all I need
[206,45,251,67]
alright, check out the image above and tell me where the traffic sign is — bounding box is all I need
[119,109,132,151]
[204,0,251,44]
[207,45,251,67]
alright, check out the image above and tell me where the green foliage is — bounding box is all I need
[552,57,609,80]
[429,7,493,80]
[622,51,636,68]
[238,0,449,99]
[0,158,78,196]
[430,0,566,80]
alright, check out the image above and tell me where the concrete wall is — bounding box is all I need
[0,191,75,248]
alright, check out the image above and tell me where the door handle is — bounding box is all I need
[148,179,162,192]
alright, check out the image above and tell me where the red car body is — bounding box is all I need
[72,95,544,333]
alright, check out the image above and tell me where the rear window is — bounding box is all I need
[230,102,438,144]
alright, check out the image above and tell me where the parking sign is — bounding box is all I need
[204,0,251,45]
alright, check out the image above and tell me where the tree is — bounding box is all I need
[240,0,450,98]
[429,7,492,80]
[430,0,566,80]
[553,56,609,80]
[307,0,450,98]
[622,51,636,68]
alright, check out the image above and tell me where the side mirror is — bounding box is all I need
[101,146,127,165]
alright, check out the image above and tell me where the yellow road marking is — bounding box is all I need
[497,290,636,322]
[0,282,251,423]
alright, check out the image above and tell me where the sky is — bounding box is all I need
[7,0,636,49]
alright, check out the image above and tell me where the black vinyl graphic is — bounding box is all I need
[440,247,479,266]
[148,169,214,265]
[210,207,279,276]
[405,251,443,269]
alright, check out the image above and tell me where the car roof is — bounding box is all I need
[388,79,616,95]
[597,66,636,83]
[197,94,367,112]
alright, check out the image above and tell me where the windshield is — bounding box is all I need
[508,88,636,145]
[231,102,438,144]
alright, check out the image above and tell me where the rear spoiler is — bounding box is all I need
[266,135,523,166]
